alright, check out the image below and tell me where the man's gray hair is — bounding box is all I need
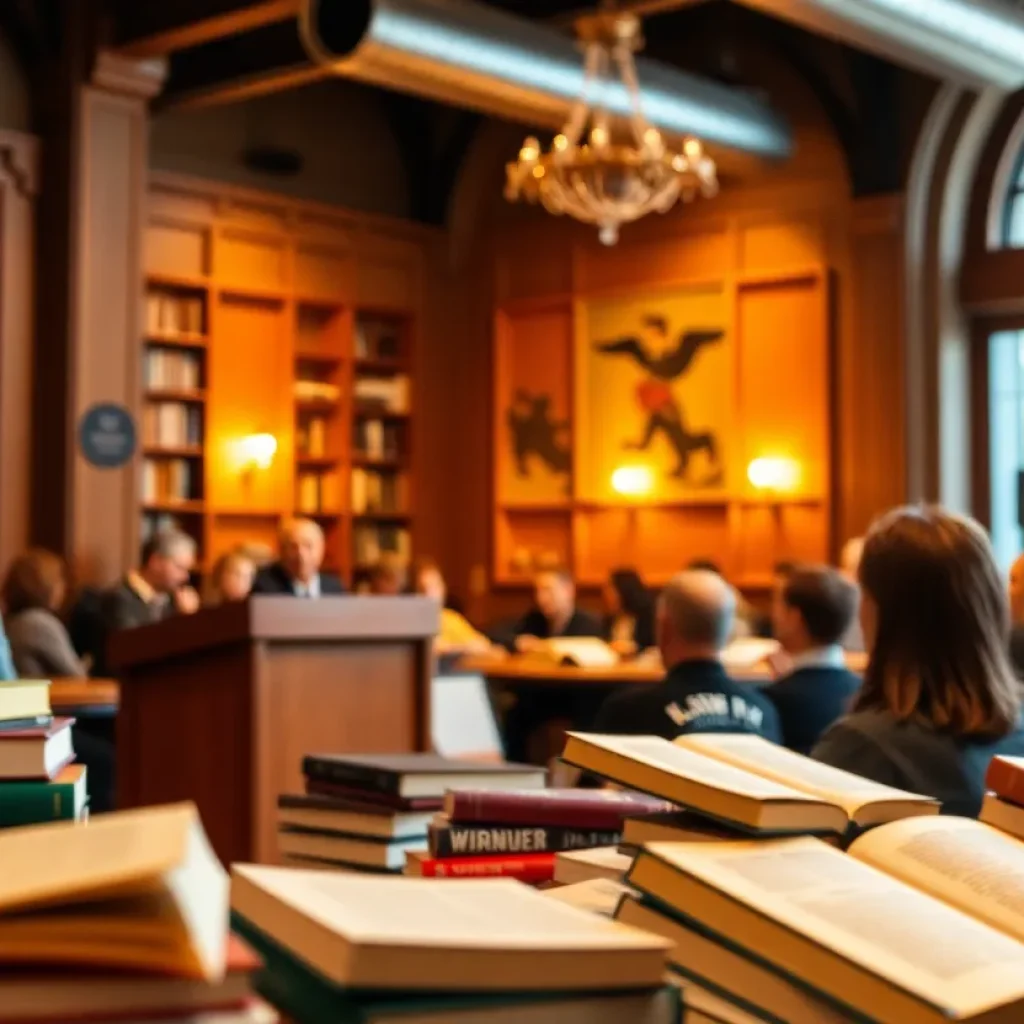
[143,529,196,562]
[660,570,735,649]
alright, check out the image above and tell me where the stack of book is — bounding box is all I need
[231,863,676,1024]
[278,753,545,874]
[0,802,274,1023]
[0,680,88,829]
[408,787,672,884]
[620,816,1024,1023]
[981,755,1024,838]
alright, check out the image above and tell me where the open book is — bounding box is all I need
[0,802,228,980]
[231,866,669,992]
[529,638,620,668]
[629,817,1024,1024]
[562,733,937,834]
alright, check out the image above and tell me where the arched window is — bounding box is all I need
[1002,146,1024,247]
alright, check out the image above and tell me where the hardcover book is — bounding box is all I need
[405,850,556,884]
[628,816,1024,1024]
[0,716,76,780]
[985,755,1024,809]
[443,788,675,829]
[278,793,433,840]
[230,866,670,991]
[562,732,937,834]
[0,763,88,827]
[302,753,545,800]
[429,823,620,859]
[0,801,228,980]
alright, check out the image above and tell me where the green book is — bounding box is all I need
[233,912,678,1024]
[0,764,87,827]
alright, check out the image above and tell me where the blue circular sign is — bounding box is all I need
[78,403,137,469]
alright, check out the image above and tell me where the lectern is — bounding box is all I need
[110,596,437,864]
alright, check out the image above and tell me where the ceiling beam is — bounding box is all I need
[114,0,300,59]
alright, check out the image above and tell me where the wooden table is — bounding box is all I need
[50,679,120,717]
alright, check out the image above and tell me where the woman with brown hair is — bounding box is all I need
[813,505,1024,815]
[2,548,86,678]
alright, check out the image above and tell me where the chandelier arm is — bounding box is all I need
[565,41,601,146]
[614,43,650,149]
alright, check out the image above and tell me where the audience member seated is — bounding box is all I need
[502,568,604,762]
[3,549,86,677]
[1,548,116,813]
[414,558,493,655]
[512,568,603,652]
[251,518,344,597]
[369,553,408,596]
[687,559,764,638]
[813,506,1024,816]
[839,535,866,651]
[204,550,256,605]
[89,531,199,677]
[603,568,655,656]
[764,566,861,754]
[589,570,782,742]
[1009,552,1024,679]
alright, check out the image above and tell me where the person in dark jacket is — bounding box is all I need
[764,565,861,754]
[503,568,604,762]
[590,569,781,742]
[251,518,345,597]
[603,568,656,656]
[814,506,1024,817]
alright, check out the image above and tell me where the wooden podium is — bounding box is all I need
[110,596,437,865]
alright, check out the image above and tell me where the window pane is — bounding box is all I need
[990,331,1024,570]
[1006,194,1024,248]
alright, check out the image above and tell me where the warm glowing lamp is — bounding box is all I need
[240,432,278,471]
[747,456,800,493]
[611,465,655,497]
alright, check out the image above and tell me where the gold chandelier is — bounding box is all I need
[505,7,718,246]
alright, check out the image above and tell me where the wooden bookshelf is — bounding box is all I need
[141,173,424,582]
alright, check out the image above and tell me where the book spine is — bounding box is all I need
[430,824,620,859]
[301,757,400,797]
[0,781,76,827]
[446,791,660,830]
[416,852,555,883]
[985,759,1024,808]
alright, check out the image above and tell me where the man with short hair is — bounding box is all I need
[589,571,781,741]
[251,518,345,597]
[91,530,200,676]
[764,566,861,754]
[512,568,602,652]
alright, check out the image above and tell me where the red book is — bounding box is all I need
[985,756,1024,807]
[443,788,676,830]
[407,851,555,883]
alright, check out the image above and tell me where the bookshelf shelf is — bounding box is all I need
[143,500,206,514]
[145,388,207,403]
[143,174,422,585]
[143,446,204,458]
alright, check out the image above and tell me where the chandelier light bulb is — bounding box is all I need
[503,12,718,244]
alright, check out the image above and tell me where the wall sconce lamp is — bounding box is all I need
[240,432,278,474]
[611,464,655,498]
[747,456,800,494]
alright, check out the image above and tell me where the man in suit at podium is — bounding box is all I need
[251,518,345,597]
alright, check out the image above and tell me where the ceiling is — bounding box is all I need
[0,0,933,219]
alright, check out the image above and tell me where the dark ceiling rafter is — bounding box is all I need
[112,0,299,59]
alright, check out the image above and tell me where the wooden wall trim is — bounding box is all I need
[0,129,38,573]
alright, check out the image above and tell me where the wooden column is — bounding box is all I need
[0,131,38,571]
[34,50,165,585]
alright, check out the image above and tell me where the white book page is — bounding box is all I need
[649,837,1024,1017]
[677,734,935,817]
[850,816,1024,944]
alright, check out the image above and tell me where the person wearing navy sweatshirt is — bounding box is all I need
[765,565,861,755]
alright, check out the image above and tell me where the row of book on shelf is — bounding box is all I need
[293,377,410,414]
[142,458,198,505]
[146,290,204,338]
[145,349,203,390]
[142,402,203,448]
